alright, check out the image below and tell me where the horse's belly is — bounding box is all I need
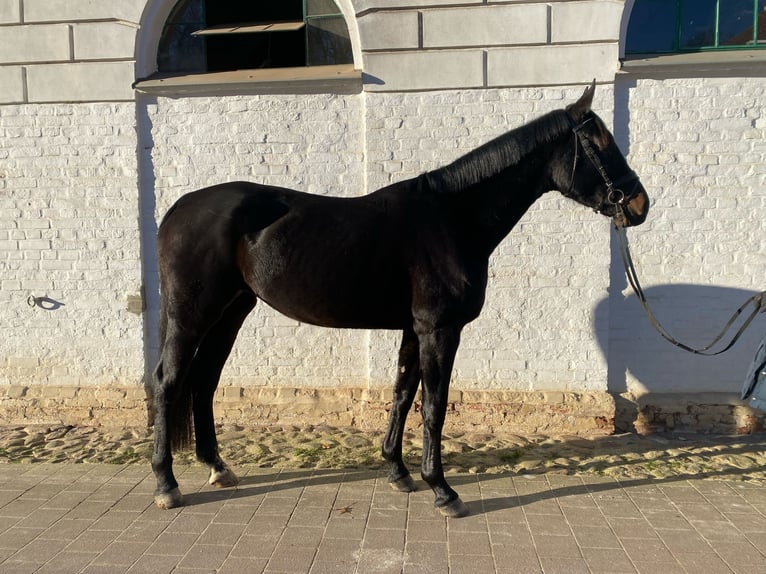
[243,252,412,330]
[257,284,411,330]
[237,206,414,329]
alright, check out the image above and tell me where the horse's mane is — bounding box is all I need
[425,109,571,194]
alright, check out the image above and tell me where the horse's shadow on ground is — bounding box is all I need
[180,468,375,507]
[181,466,757,517]
[179,433,766,515]
[455,467,760,517]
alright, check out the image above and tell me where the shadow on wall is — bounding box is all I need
[135,94,161,387]
[606,78,766,432]
[594,281,766,428]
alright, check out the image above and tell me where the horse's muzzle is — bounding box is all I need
[615,184,649,228]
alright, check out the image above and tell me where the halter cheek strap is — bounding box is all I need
[566,114,640,220]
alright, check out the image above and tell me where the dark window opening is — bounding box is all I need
[158,0,353,74]
[626,0,766,55]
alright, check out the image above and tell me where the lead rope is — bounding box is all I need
[614,224,766,356]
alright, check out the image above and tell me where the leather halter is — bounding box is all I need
[567,114,641,225]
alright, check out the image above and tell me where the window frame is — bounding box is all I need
[625,0,766,56]
[621,0,766,77]
[133,0,361,97]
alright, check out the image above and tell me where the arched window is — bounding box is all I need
[134,0,360,96]
[158,0,353,73]
[626,0,766,55]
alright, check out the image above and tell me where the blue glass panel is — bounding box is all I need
[626,0,678,53]
[680,0,716,49]
[759,0,766,43]
[158,0,206,72]
[720,0,756,46]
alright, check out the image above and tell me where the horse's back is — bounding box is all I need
[159,181,294,235]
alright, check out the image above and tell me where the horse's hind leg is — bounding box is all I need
[190,291,256,488]
[382,328,420,493]
[152,322,201,509]
[151,280,246,509]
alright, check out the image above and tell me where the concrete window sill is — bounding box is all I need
[620,50,766,78]
[133,64,363,97]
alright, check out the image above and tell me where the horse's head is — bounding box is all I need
[555,82,649,228]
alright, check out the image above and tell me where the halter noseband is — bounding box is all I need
[566,114,640,225]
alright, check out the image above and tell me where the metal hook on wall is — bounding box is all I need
[26,295,65,311]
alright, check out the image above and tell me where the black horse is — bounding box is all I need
[148,84,649,518]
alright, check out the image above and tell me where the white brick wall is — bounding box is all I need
[1,0,765,409]
[143,93,368,388]
[0,103,144,386]
[609,77,766,396]
[364,87,615,391]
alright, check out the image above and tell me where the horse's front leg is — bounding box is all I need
[382,328,420,493]
[417,325,469,518]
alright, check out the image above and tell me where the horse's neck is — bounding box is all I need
[466,159,551,254]
[426,113,568,255]
[425,150,553,256]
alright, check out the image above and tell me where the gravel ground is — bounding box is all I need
[1,424,766,484]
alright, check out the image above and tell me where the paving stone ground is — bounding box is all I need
[1,425,766,573]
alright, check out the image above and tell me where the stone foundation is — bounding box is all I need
[1,385,615,436]
[2,386,762,436]
[615,392,765,435]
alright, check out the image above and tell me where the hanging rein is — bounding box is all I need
[567,114,766,356]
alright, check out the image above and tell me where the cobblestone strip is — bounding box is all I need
[1,425,766,485]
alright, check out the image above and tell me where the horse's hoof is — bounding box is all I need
[437,497,469,518]
[154,488,184,509]
[389,475,418,493]
[209,466,239,488]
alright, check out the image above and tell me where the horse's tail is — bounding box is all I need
[143,291,166,429]
[169,379,194,452]
[149,276,195,452]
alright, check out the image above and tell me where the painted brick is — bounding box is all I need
[422,4,548,48]
[143,92,369,385]
[550,0,625,43]
[73,22,138,60]
[26,62,135,102]
[0,66,24,104]
[362,86,615,392]
[487,44,619,87]
[357,11,419,51]
[23,0,145,24]
[0,1,763,418]
[363,50,484,91]
[0,0,20,24]
[0,100,143,389]
[0,25,71,64]
[610,77,766,396]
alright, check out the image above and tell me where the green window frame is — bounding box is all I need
[158,0,353,74]
[626,0,766,55]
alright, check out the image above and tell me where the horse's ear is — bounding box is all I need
[567,79,596,122]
